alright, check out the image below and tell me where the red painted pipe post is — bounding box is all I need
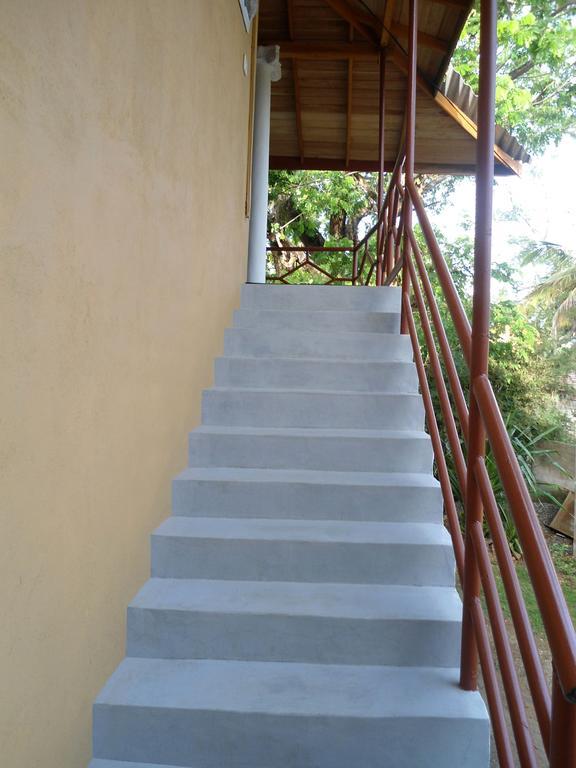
[460,0,497,692]
[550,664,576,766]
[400,0,417,333]
[376,52,386,286]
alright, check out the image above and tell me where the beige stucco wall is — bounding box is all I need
[0,2,252,765]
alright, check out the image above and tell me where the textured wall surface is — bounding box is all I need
[0,1,251,765]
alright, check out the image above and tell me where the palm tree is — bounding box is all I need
[520,240,576,337]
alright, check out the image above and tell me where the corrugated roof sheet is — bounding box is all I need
[441,65,531,164]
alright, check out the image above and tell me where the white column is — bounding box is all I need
[247,45,281,284]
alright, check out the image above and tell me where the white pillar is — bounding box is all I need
[247,45,281,284]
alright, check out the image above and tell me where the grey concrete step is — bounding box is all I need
[188,426,433,473]
[214,355,419,392]
[93,658,489,767]
[172,466,442,522]
[234,308,400,334]
[202,387,424,429]
[224,326,413,360]
[241,282,401,312]
[90,763,181,768]
[151,517,455,585]
[127,578,462,667]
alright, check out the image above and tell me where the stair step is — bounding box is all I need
[93,658,489,767]
[214,355,419,392]
[151,516,455,585]
[90,762,182,768]
[233,308,400,334]
[188,426,433,472]
[127,578,462,666]
[224,326,413,360]
[172,466,442,522]
[202,387,424,429]
[241,282,401,312]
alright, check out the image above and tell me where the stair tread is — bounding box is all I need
[208,385,419,396]
[95,658,486,721]
[90,762,184,768]
[192,425,430,439]
[155,516,451,545]
[227,327,407,340]
[131,578,462,621]
[220,354,414,364]
[176,466,439,487]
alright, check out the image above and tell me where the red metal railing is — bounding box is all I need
[266,0,576,763]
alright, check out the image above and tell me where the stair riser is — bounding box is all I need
[188,432,433,473]
[151,537,455,585]
[202,390,424,429]
[172,477,443,522]
[233,309,400,334]
[93,707,489,768]
[127,608,461,667]
[241,283,402,312]
[214,357,419,392]
[224,328,412,361]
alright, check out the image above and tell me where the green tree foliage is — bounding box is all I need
[452,0,576,154]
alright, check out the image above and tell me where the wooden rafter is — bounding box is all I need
[322,0,381,46]
[380,0,396,46]
[428,0,470,8]
[391,22,450,53]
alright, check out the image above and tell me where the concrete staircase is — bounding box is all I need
[90,284,489,768]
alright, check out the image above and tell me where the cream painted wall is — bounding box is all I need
[0,2,251,765]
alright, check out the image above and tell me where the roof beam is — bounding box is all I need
[391,22,450,53]
[321,0,382,46]
[270,155,516,176]
[265,40,379,60]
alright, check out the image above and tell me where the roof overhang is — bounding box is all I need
[259,0,529,176]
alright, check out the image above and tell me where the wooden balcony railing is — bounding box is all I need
[265,0,576,763]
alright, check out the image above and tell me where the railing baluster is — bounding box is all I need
[471,522,539,767]
[407,227,470,442]
[474,456,552,750]
[403,294,465,579]
[406,255,468,498]
[400,0,418,334]
[460,0,498,695]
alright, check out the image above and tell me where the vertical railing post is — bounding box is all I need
[376,52,386,286]
[460,0,497,692]
[400,0,417,333]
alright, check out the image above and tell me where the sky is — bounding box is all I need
[430,135,576,299]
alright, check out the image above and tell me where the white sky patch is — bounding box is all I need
[429,136,576,300]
